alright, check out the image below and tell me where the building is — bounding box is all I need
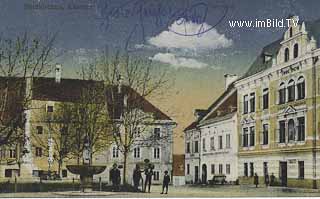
[198,81,238,183]
[0,66,175,184]
[234,16,320,188]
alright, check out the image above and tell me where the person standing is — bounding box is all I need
[264,173,270,187]
[254,173,259,188]
[133,164,142,192]
[110,163,121,192]
[270,173,275,186]
[160,171,170,194]
[144,164,153,193]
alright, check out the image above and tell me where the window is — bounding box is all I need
[153,171,160,181]
[202,138,206,151]
[250,162,254,177]
[262,88,269,109]
[298,161,304,179]
[279,83,286,104]
[289,27,293,37]
[47,105,54,113]
[250,93,255,112]
[210,137,215,151]
[186,142,190,153]
[279,121,286,143]
[244,163,248,177]
[112,147,119,158]
[194,141,199,153]
[249,127,255,147]
[211,164,215,174]
[187,164,190,174]
[243,95,248,114]
[226,164,230,175]
[297,117,305,141]
[287,79,295,102]
[218,136,223,149]
[153,147,160,159]
[284,48,289,62]
[288,119,295,142]
[62,170,68,178]
[133,147,140,158]
[243,128,249,147]
[9,149,16,158]
[262,124,269,145]
[0,148,6,159]
[297,76,305,100]
[294,43,299,58]
[219,164,223,174]
[35,147,42,157]
[134,127,141,137]
[226,134,230,148]
[154,128,161,139]
[36,126,43,134]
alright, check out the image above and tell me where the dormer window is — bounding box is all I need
[284,48,290,62]
[293,43,299,58]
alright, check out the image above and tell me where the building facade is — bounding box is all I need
[234,16,320,188]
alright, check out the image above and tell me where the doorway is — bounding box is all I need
[195,166,199,183]
[279,161,287,186]
[202,164,207,184]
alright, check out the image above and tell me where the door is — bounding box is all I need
[202,164,207,184]
[279,161,287,186]
[195,166,199,183]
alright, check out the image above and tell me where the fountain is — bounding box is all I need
[66,135,106,193]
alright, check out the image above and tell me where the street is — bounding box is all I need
[0,185,320,197]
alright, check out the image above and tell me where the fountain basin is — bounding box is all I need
[66,165,106,192]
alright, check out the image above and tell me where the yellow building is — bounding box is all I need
[234,16,320,188]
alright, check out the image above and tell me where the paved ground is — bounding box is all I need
[1,185,320,197]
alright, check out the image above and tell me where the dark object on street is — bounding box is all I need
[270,173,275,186]
[133,164,142,192]
[254,173,259,188]
[208,175,226,185]
[264,174,270,187]
[144,163,154,193]
[110,163,121,192]
[161,170,170,194]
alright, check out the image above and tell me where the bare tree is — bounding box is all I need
[0,33,56,155]
[99,52,173,184]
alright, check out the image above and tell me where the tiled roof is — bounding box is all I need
[184,121,199,132]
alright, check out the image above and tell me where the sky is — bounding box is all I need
[2,0,320,154]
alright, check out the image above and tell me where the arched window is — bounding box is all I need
[284,48,290,62]
[294,43,299,58]
[289,27,293,37]
[279,82,286,104]
[297,76,305,100]
[287,79,295,102]
[288,119,295,142]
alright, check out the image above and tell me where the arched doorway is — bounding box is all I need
[202,164,207,184]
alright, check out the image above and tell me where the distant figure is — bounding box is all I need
[133,164,142,192]
[270,173,275,186]
[110,163,121,191]
[254,173,259,188]
[144,163,153,193]
[265,173,270,187]
[161,171,170,194]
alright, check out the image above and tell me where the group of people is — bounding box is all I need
[109,163,170,194]
[253,173,276,188]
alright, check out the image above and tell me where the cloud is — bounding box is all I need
[149,53,208,69]
[148,19,233,51]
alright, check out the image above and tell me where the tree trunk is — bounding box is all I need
[58,160,62,177]
[123,151,127,185]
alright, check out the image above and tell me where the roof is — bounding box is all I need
[240,18,320,80]
[184,121,199,132]
[1,77,172,121]
[173,154,185,176]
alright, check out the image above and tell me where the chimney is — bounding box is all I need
[55,64,62,83]
[194,109,206,121]
[224,74,238,90]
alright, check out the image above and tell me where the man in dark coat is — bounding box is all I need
[161,171,170,194]
[254,173,259,188]
[144,163,153,193]
[270,173,275,186]
[265,173,270,187]
[133,164,142,192]
[110,163,121,191]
